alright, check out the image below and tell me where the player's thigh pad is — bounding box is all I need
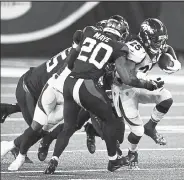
[41,86,60,115]
[48,104,64,126]
[112,84,122,117]
[113,84,139,120]
[80,79,114,121]
[130,124,144,137]
[33,104,48,126]
[138,88,172,104]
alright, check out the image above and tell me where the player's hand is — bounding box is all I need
[145,78,164,91]
[163,59,181,74]
[154,77,164,88]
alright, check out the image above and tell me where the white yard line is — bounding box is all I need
[1,67,184,85]
[140,103,184,107]
[2,92,184,98]
[4,116,184,122]
[1,125,184,137]
[1,167,184,174]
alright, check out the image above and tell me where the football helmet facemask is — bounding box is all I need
[96,20,107,31]
[103,15,129,41]
[139,18,168,54]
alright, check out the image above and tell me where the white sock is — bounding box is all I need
[109,154,117,161]
[129,143,138,152]
[51,156,59,161]
[17,153,25,159]
[151,107,165,123]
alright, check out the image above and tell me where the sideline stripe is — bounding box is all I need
[2,92,184,97]
[1,167,184,174]
[1,126,184,136]
[1,2,100,44]
[1,67,184,85]
[4,116,184,122]
[141,103,184,107]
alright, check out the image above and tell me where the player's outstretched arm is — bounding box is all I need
[115,56,163,91]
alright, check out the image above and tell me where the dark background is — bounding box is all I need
[1,2,184,58]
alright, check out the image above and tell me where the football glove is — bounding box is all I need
[145,78,164,91]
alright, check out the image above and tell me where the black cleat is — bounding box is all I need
[126,150,139,169]
[38,138,50,161]
[1,103,10,123]
[107,156,130,172]
[144,124,167,145]
[44,158,58,174]
[84,123,96,154]
[11,147,33,163]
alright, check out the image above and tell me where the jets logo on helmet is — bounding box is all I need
[103,15,129,41]
[96,20,107,31]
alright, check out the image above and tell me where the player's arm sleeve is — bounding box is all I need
[66,47,80,70]
[115,55,152,89]
[72,30,83,48]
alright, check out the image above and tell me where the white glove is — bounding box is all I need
[163,57,181,74]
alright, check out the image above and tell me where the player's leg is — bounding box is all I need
[1,103,21,123]
[8,84,58,170]
[3,73,35,163]
[112,84,143,169]
[78,79,129,172]
[139,88,173,145]
[45,77,81,174]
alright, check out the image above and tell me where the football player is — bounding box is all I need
[0,20,107,162]
[0,30,88,163]
[0,21,109,170]
[44,15,162,174]
[111,18,181,168]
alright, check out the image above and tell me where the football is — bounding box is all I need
[158,53,174,70]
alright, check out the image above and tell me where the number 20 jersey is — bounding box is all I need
[70,26,126,80]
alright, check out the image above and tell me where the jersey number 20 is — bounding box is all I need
[77,37,113,69]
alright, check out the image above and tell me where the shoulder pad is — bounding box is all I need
[83,26,98,33]
[125,40,146,63]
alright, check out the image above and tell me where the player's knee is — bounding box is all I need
[128,131,142,144]
[130,125,144,137]
[31,120,43,131]
[156,98,173,113]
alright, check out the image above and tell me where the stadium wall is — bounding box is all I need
[1,1,184,58]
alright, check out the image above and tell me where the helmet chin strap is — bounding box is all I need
[149,47,159,54]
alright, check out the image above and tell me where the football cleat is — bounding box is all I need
[44,158,58,174]
[126,150,139,169]
[8,153,25,171]
[11,147,33,163]
[1,103,10,123]
[84,123,96,154]
[107,156,130,172]
[144,124,167,145]
[38,138,50,161]
[1,141,15,158]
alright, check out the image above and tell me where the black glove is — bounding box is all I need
[145,78,164,91]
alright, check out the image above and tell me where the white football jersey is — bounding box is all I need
[116,39,162,81]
